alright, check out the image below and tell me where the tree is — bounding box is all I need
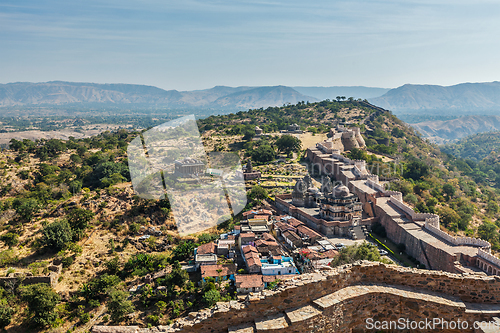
[437,207,460,228]
[21,283,60,327]
[478,222,498,243]
[42,220,73,250]
[329,242,383,267]
[442,183,455,199]
[276,135,302,156]
[67,208,94,240]
[167,266,189,287]
[171,241,196,262]
[107,289,135,322]
[202,289,221,307]
[14,198,41,222]
[403,160,430,181]
[248,185,268,204]
[251,145,275,163]
[69,180,82,194]
[487,201,499,215]
[0,300,13,328]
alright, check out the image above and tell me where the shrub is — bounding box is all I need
[0,233,19,247]
[107,289,134,322]
[202,289,221,307]
[21,283,61,327]
[42,220,73,251]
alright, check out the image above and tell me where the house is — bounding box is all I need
[242,209,273,220]
[274,221,296,238]
[238,232,255,249]
[195,254,217,267]
[201,264,237,282]
[242,245,262,273]
[195,242,217,255]
[254,233,280,254]
[299,248,339,268]
[287,218,304,228]
[233,225,241,235]
[261,256,299,276]
[282,230,303,248]
[217,239,235,257]
[296,225,322,243]
[235,274,264,294]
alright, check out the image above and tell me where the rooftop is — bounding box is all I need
[201,264,237,278]
[235,274,264,289]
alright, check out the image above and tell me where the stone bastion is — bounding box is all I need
[93,261,500,333]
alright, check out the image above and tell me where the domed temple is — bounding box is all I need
[319,183,362,225]
[291,175,321,208]
[289,176,362,233]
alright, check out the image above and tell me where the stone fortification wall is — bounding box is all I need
[117,262,500,333]
[425,221,491,250]
[478,249,500,267]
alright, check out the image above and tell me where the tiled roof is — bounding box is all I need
[243,245,258,254]
[197,242,217,255]
[246,257,262,267]
[282,230,302,243]
[287,218,304,227]
[262,233,276,241]
[322,249,339,259]
[239,232,255,239]
[275,222,295,232]
[201,264,237,278]
[296,225,322,240]
[235,274,264,289]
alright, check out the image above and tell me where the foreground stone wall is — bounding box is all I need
[91,262,500,333]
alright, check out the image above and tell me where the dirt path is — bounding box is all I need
[74,304,108,333]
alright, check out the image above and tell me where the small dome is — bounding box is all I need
[333,184,350,197]
[307,187,319,193]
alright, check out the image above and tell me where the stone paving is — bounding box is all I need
[313,283,465,310]
[254,313,289,331]
[284,305,322,324]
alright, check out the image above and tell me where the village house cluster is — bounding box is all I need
[193,207,343,294]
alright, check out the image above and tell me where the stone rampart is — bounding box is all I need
[478,249,500,267]
[108,262,500,333]
[425,221,491,250]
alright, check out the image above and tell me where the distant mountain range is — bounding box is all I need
[0,81,319,111]
[412,115,500,144]
[369,81,500,114]
[0,81,396,114]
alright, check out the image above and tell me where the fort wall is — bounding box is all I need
[116,262,500,333]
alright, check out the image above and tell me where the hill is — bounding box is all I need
[211,85,317,109]
[442,131,500,161]
[369,81,500,115]
[412,115,500,144]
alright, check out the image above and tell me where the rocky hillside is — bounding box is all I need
[412,115,500,144]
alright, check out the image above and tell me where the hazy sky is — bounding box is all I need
[1,0,499,90]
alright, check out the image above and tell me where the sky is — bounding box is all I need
[1,0,500,91]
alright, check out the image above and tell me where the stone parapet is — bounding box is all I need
[105,262,500,333]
